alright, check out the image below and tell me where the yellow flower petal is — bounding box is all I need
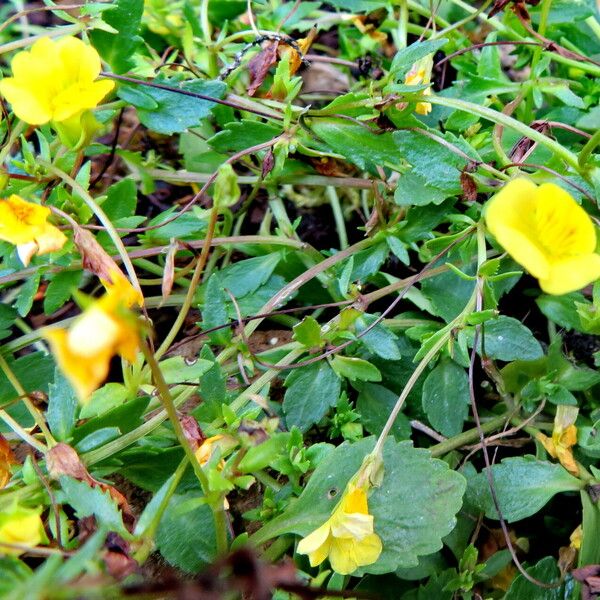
[354,532,383,565]
[0,508,45,556]
[331,512,373,539]
[0,79,52,124]
[68,306,120,358]
[342,485,369,514]
[44,328,112,400]
[488,223,551,279]
[329,537,360,575]
[534,183,596,255]
[35,223,67,256]
[297,521,332,564]
[540,254,600,295]
[537,433,557,459]
[16,242,39,267]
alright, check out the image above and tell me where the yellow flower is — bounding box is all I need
[570,524,582,550]
[485,177,600,295]
[537,405,579,476]
[485,178,600,295]
[0,195,67,265]
[0,506,46,555]
[296,483,382,575]
[0,36,114,126]
[195,435,226,467]
[404,56,433,115]
[43,287,140,402]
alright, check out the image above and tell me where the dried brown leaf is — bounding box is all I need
[247,41,279,96]
[181,415,205,452]
[0,434,18,489]
[47,443,136,530]
[73,226,121,283]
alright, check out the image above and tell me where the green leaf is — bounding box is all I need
[504,557,565,599]
[156,492,218,572]
[101,178,138,220]
[208,120,282,153]
[75,427,121,452]
[393,130,480,195]
[72,396,149,445]
[194,345,228,420]
[293,316,323,348]
[0,557,32,596]
[15,272,40,317]
[318,92,378,118]
[421,267,476,322]
[331,356,382,382]
[118,76,227,134]
[471,316,544,361]
[356,383,411,441]
[202,274,232,345]
[577,105,600,131]
[394,171,455,207]
[0,304,17,341]
[536,293,585,330]
[238,433,291,472]
[43,270,83,315]
[89,0,144,74]
[283,362,341,431]
[580,490,600,568]
[390,39,449,77]
[47,369,78,442]
[214,253,281,298]
[159,356,214,384]
[310,119,402,172]
[255,438,466,573]
[79,383,129,419]
[541,83,585,108]
[58,476,128,536]
[533,0,593,23]
[213,163,240,209]
[356,317,402,361]
[422,359,470,437]
[350,243,389,281]
[468,456,583,522]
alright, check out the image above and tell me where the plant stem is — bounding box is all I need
[326,186,348,250]
[429,415,509,457]
[0,121,25,165]
[0,24,83,54]
[140,341,228,555]
[525,0,553,120]
[154,206,219,360]
[0,409,46,452]
[134,458,189,563]
[578,129,600,170]
[141,342,209,490]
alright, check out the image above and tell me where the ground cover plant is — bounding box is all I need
[0,0,599,598]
